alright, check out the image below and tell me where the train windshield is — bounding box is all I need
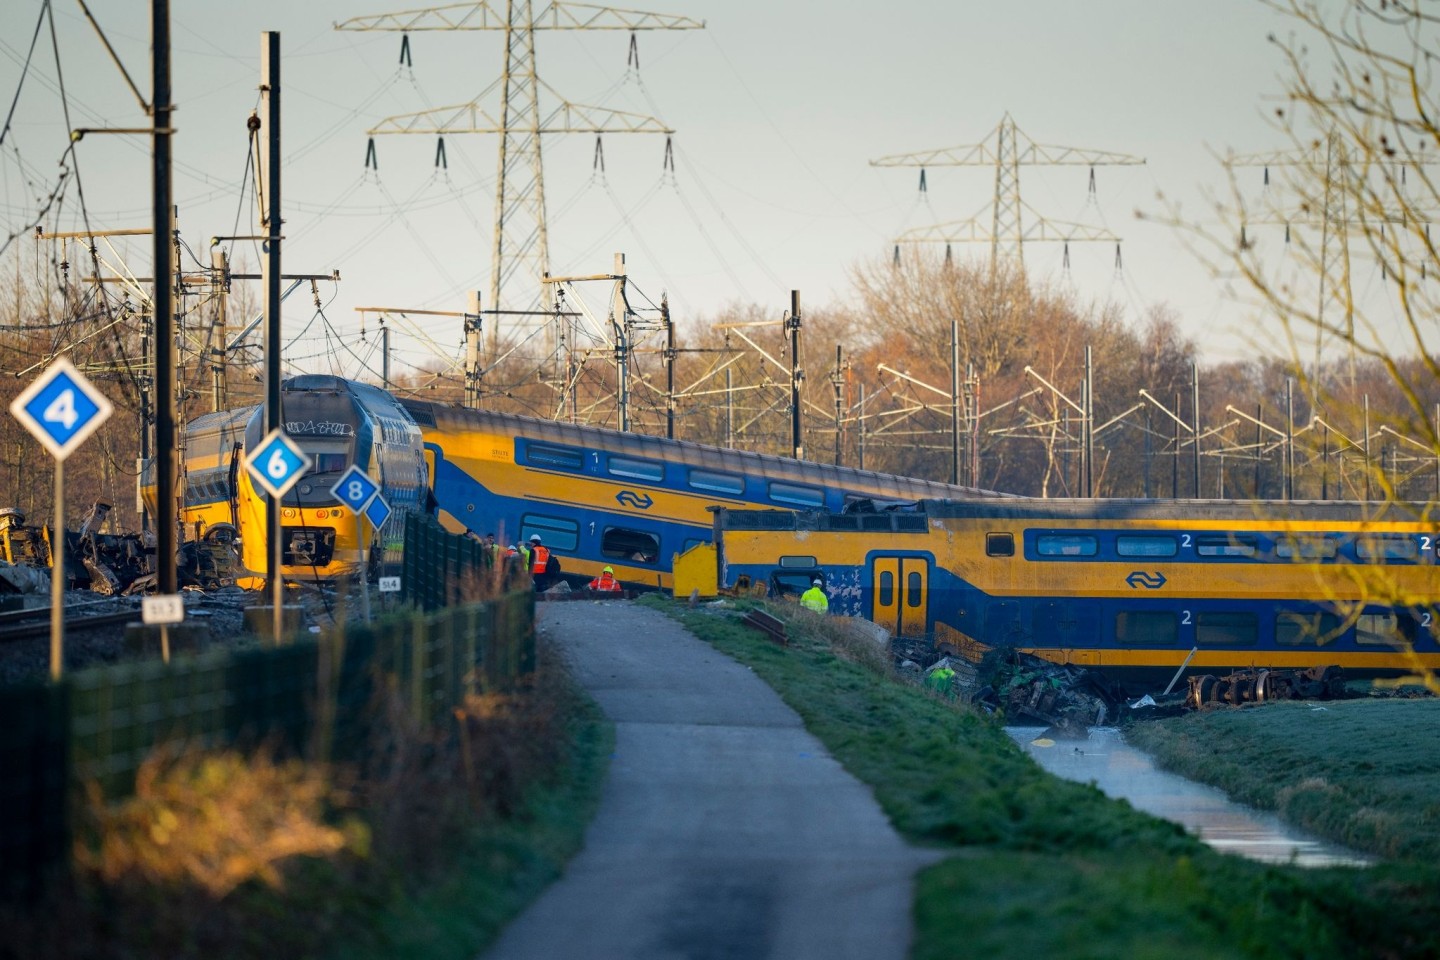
[290,441,352,505]
[312,452,348,474]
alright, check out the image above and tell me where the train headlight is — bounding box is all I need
[282,508,296,519]
[316,509,328,518]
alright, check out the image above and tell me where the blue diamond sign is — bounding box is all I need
[242,428,312,500]
[364,492,391,532]
[10,358,113,461]
[329,465,379,516]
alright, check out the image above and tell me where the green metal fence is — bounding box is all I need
[0,587,535,902]
[403,511,502,610]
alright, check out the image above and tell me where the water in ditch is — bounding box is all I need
[1006,725,1372,868]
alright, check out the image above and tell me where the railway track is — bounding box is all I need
[0,609,142,643]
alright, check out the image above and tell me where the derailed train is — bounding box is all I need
[153,375,1001,586]
[712,498,1440,681]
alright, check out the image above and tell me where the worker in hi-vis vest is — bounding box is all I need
[528,534,560,590]
[587,565,622,592]
[800,578,829,613]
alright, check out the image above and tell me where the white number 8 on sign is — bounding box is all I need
[348,480,364,501]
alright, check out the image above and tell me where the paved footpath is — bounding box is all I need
[482,601,941,960]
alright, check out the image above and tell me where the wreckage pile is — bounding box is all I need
[897,637,1356,736]
[1185,666,1347,709]
[0,502,243,597]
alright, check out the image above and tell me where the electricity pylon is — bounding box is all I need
[1228,135,1361,389]
[336,2,703,354]
[871,113,1145,268]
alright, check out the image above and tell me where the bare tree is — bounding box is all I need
[1154,0,1440,689]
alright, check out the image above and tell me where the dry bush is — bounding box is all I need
[456,560,520,603]
[792,606,894,676]
[74,746,363,899]
[453,651,570,820]
[352,675,472,875]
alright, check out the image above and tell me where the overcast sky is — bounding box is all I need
[2,0,1328,382]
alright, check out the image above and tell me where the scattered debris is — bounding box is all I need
[0,502,254,597]
[922,656,976,699]
[1185,666,1347,709]
[740,608,787,646]
[0,508,49,568]
[970,649,1127,738]
[0,562,48,594]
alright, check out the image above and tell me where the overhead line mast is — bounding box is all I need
[871,113,1144,267]
[336,1,704,358]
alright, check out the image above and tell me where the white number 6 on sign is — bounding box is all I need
[266,448,290,479]
[43,389,78,429]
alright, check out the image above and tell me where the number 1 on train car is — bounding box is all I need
[330,465,379,621]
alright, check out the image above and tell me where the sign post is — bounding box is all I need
[142,594,185,664]
[9,359,113,680]
[242,427,312,642]
[329,465,379,622]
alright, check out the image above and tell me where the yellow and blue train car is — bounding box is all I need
[163,377,1000,586]
[398,399,1004,590]
[716,498,1440,683]
[236,375,427,579]
[151,376,428,582]
[164,406,250,540]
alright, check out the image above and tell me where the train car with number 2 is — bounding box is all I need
[398,398,1004,591]
[715,498,1440,684]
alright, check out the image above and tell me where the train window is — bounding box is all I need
[770,572,815,598]
[689,470,744,495]
[1036,534,1098,557]
[1195,535,1257,558]
[986,533,1014,557]
[520,514,579,552]
[1356,535,1420,561]
[768,482,824,507]
[878,570,894,606]
[906,571,922,608]
[1116,535,1177,558]
[1276,611,1343,646]
[1115,611,1177,645]
[602,526,660,564]
[312,453,348,473]
[1356,612,1401,645]
[1195,612,1257,645]
[779,555,817,567]
[1275,536,1338,560]
[608,456,663,482]
[525,444,584,471]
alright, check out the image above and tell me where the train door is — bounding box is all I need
[871,556,929,636]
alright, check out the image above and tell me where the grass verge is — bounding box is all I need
[1125,698,1440,863]
[643,595,1440,960]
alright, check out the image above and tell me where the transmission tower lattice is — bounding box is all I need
[871,113,1144,268]
[336,1,703,352]
[1227,134,1372,388]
